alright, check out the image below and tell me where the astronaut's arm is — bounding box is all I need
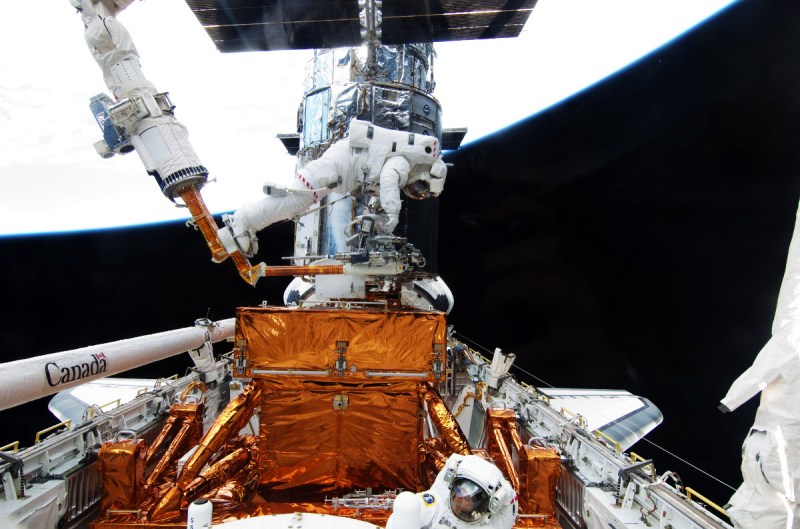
[217,139,351,256]
[378,156,411,234]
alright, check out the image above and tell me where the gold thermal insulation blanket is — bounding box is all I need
[98,438,147,512]
[485,409,561,517]
[235,307,446,377]
[517,445,562,516]
[256,378,422,498]
[420,384,471,456]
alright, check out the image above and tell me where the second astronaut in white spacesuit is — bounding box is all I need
[218,119,447,258]
[387,454,518,529]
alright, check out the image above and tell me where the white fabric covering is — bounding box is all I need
[721,202,800,527]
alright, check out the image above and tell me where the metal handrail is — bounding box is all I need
[685,487,730,519]
[35,420,72,444]
[180,381,208,401]
[629,451,656,478]
[560,407,586,428]
[100,398,121,411]
[106,509,142,520]
[155,374,179,388]
[594,429,621,454]
[0,441,19,453]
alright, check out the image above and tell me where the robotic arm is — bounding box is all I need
[72,2,446,285]
[71,0,263,284]
[74,0,207,199]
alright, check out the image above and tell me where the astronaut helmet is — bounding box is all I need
[404,158,447,199]
[449,477,491,522]
[441,454,515,525]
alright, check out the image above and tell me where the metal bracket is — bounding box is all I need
[333,394,349,410]
[335,341,349,376]
[235,339,248,375]
[432,343,444,379]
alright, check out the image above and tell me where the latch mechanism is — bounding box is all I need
[333,394,349,410]
[335,340,349,376]
[235,339,248,375]
[432,343,444,379]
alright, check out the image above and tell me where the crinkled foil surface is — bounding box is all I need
[237,307,446,374]
[256,378,422,498]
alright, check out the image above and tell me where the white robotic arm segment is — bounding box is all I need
[379,156,411,234]
[130,117,204,177]
[73,0,209,198]
[78,0,154,99]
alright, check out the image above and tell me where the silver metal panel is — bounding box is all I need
[303,88,331,147]
[372,87,412,130]
[64,461,101,524]
[556,464,586,528]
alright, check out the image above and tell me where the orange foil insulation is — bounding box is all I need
[149,384,262,521]
[98,438,148,513]
[262,264,344,277]
[485,409,521,492]
[178,384,262,486]
[235,307,446,376]
[176,186,228,263]
[211,462,260,503]
[145,402,204,489]
[517,445,562,516]
[419,384,471,456]
[256,378,422,499]
[176,186,264,286]
[181,448,252,505]
[484,409,562,517]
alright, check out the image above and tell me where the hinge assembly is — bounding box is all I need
[333,394,349,410]
[335,340,349,376]
[432,343,444,379]
[235,339,248,375]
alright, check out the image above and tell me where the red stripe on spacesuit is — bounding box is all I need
[295,172,319,204]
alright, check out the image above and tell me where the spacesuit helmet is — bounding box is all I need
[403,178,431,200]
[404,158,447,199]
[449,477,491,522]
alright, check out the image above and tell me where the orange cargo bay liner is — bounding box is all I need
[234,307,447,376]
[92,307,561,528]
[237,307,447,497]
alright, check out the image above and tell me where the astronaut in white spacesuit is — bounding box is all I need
[218,119,447,257]
[386,454,517,529]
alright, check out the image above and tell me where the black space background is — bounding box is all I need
[1,0,798,508]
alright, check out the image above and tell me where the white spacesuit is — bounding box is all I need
[218,119,447,257]
[720,200,800,528]
[386,454,517,529]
